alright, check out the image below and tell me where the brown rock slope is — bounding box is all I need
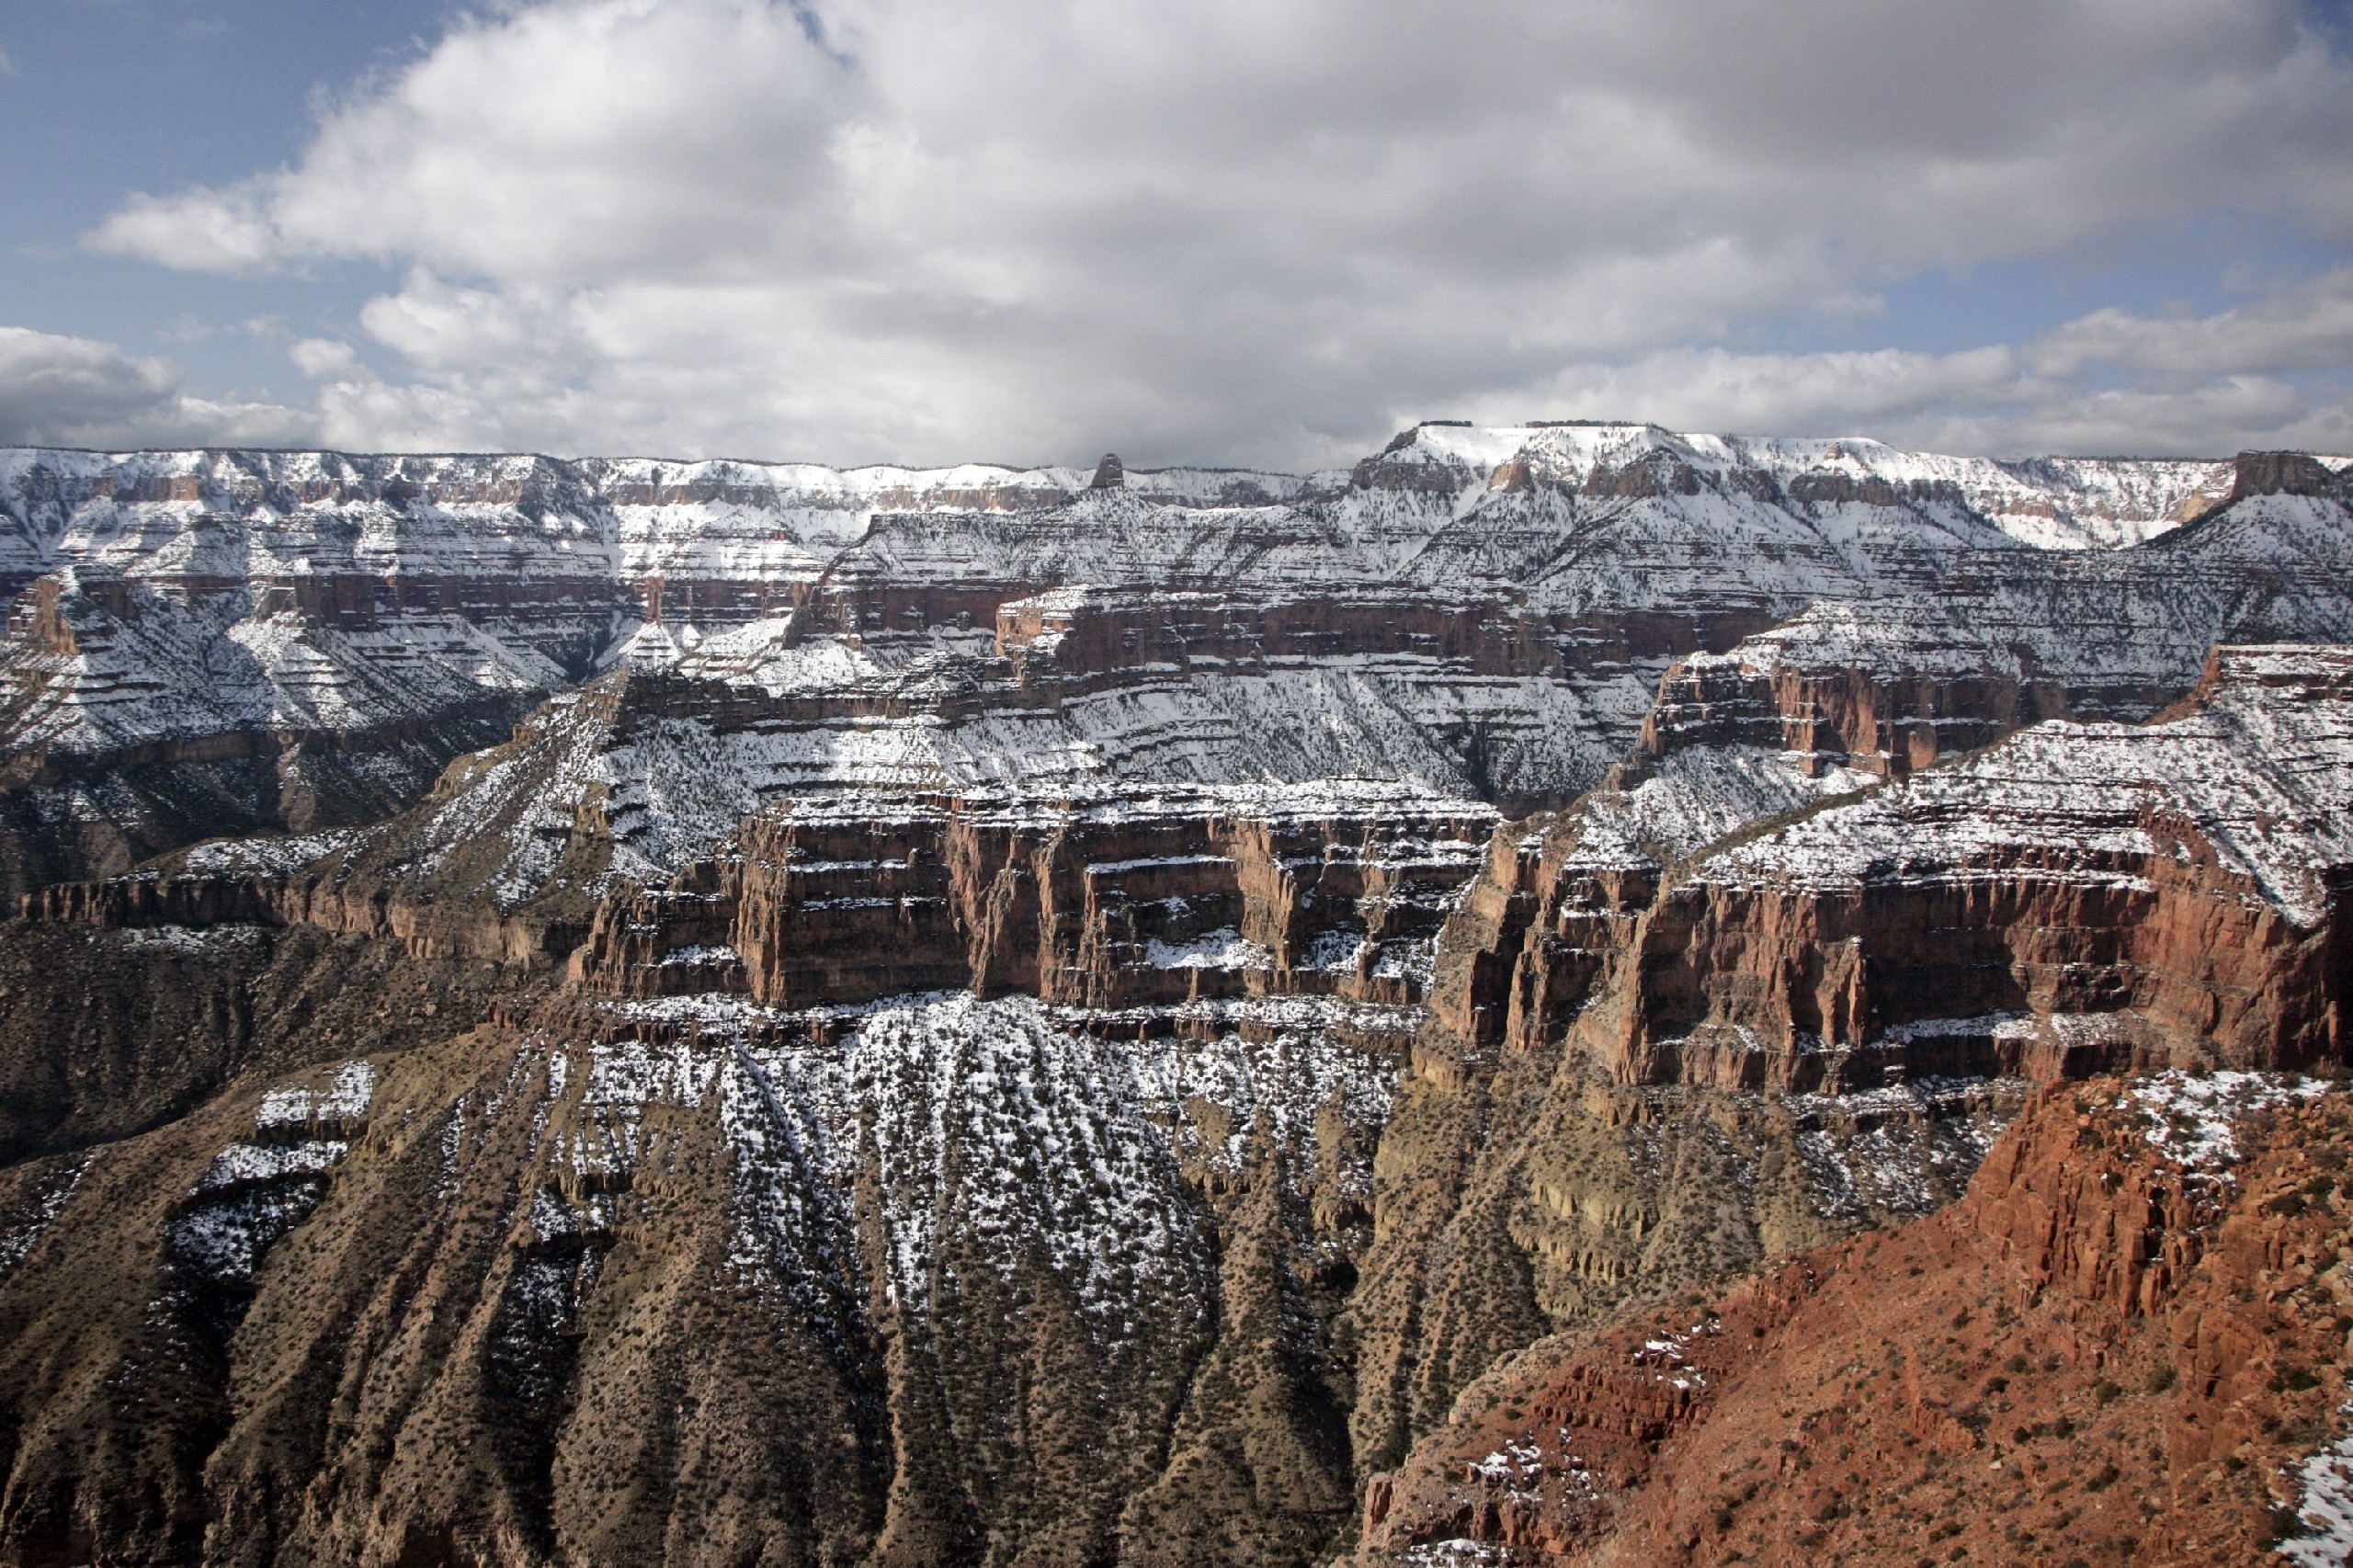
[1358,1069,2353,1565]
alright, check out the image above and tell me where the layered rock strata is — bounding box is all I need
[1444,643,2353,1099]
[4,432,2350,1567]
[571,784,1494,1011]
[1,428,2287,896]
[1636,452,2353,778]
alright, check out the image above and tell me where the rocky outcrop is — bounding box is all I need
[1437,645,2353,1097]
[1635,630,2070,778]
[568,785,1494,1010]
[1355,1070,2353,1566]
[1630,451,2353,780]
[4,430,2349,1567]
[1324,642,2353,1496]
[2233,449,2351,502]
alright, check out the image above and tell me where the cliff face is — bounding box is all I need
[1634,457,2353,781]
[1436,643,2353,1098]
[1355,1070,2353,1567]
[1301,641,2353,1500]
[570,786,1494,1012]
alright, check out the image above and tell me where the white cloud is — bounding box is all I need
[1484,301,2353,457]
[2029,267,2353,377]
[288,337,360,379]
[72,0,2353,463]
[0,327,313,449]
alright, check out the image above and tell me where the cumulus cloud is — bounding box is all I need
[0,327,313,449]
[74,0,2353,463]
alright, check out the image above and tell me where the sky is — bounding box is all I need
[3,0,2353,471]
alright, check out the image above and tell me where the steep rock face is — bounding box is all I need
[1354,1071,2353,1566]
[569,785,1493,1011]
[1326,642,2353,1493]
[1637,458,2353,779]
[1449,644,2353,1099]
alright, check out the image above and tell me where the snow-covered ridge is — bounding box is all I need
[1395,423,2238,549]
[0,428,2272,589]
[1697,644,2353,926]
[2120,1069,2332,1172]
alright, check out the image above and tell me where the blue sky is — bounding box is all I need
[0,2,459,403]
[4,0,2353,467]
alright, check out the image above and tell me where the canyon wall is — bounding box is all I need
[0,428,2279,896]
[3,428,2350,1566]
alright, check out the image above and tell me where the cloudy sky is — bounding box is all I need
[4,0,2352,469]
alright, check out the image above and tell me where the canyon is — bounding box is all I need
[0,425,2348,1565]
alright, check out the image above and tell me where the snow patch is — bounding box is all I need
[2122,1070,2332,1171]
[2282,1410,2353,1567]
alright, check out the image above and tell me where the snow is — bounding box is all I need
[2282,1411,2353,1567]
[167,1059,378,1292]
[2121,1070,2332,1171]
[1402,1545,1508,1566]
[1377,422,2226,549]
[1552,744,1879,876]
[115,922,267,953]
[0,430,2272,801]
[8,432,2336,952]
[1779,1075,2017,1220]
[0,1154,92,1280]
[180,832,358,876]
[540,989,1400,1340]
[195,1140,350,1191]
[256,1059,377,1131]
[1143,927,1267,970]
[1694,647,2353,926]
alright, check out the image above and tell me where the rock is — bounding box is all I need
[0,428,2289,895]
[1353,1072,2353,1566]
[1429,643,2353,1096]
[3,425,2351,1566]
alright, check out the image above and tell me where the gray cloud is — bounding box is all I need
[74,0,2353,464]
[0,327,313,449]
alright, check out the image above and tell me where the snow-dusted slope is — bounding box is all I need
[1387,422,2230,549]
[1703,643,2353,926]
[0,429,2340,900]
